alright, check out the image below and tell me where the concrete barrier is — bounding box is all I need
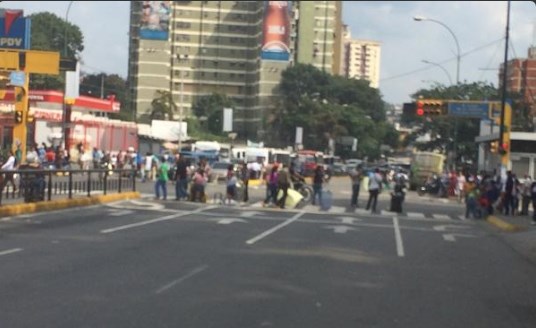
[486,215,526,233]
[0,192,141,217]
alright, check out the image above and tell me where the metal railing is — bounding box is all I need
[0,168,137,206]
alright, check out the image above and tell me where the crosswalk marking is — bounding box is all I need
[432,214,452,220]
[406,212,425,219]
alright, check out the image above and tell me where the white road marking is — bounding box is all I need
[432,214,453,220]
[101,205,218,234]
[0,217,12,222]
[330,206,346,213]
[406,212,425,219]
[324,225,357,234]
[433,224,470,232]
[108,209,134,217]
[246,211,305,245]
[155,265,209,294]
[217,218,247,225]
[442,233,477,242]
[458,215,467,221]
[0,248,23,257]
[393,217,405,257]
[339,216,361,224]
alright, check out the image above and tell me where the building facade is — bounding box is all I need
[499,46,536,117]
[128,1,342,140]
[341,32,381,89]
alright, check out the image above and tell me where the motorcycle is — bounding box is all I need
[292,176,313,203]
[418,175,447,197]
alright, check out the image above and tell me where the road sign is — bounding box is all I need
[447,102,489,119]
[9,71,24,86]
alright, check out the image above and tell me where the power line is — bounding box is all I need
[381,37,504,83]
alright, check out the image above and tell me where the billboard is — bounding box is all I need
[0,9,31,49]
[140,1,171,40]
[261,1,291,61]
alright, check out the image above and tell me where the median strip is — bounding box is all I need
[486,215,526,232]
[0,192,141,217]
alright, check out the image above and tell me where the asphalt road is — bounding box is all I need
[1,190,536,327]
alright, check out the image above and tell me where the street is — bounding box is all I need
[1,179,536,328]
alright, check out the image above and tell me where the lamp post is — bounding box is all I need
[414,16,461,170]
[414,16,460,84]
[422,59,453,85]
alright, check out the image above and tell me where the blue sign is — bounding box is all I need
[448,102,489,119]
[9,71,25,87]
[0,10,31,49]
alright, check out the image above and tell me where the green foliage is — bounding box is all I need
[150,90,176,121]
[28,12,84,90]
[191,93,234,136]
[80,73,131,120]
[266,64,395,160]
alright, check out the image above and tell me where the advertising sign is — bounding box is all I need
[140,1,171,40]
[0,9,31,49]
[261,1,291,61]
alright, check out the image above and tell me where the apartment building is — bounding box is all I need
[499,46,536,117]
[128,1,342,139]
[341,29,381,89]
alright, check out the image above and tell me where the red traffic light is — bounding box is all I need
[416,101,424,116]
[501,143,508,151]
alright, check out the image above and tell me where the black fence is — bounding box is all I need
[0,168,137,206]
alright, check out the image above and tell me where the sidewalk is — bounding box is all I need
[486,210,536,265]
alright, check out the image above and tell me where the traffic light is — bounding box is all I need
[421,99,445,115]
[490,141,498,153]
[416,100,424,116]
[499,142,509,155]
[14,110,23,123]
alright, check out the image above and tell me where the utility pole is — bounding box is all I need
[499,1,511,167]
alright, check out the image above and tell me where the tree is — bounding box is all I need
[149,90,176,121]
[266,64,395,160]
[79,73,131,120]
[191,93,234,136]
[28,12,84,90]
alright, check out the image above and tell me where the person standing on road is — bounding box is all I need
[349,165,362,208]
[240,161,249,203]
[174,156,189,200]
[154,156,169,200]
[277,164,290,209]
[263,165,279,207]
[312,165,324,206]
[531,179,536,225]
[521,174,532,216]
[1,150,17,193]
[366,168,383,214]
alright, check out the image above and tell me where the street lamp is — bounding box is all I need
[413,16,461,84]
[422,59,453,85]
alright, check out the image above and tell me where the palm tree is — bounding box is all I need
[150,90,177,121]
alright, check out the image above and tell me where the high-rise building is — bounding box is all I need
[499,46,536,116]
[128,1,265,137]
[342,36,381,89]
[292,1,342,74]
[128,1,342,139]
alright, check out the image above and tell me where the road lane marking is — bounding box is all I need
[0,248,23,257]
[100,205,218,234]
[406,212,425,219]
[155,265,209,294]
[393,217,405,257]
[246,211,305,245]
[432,214,452,220]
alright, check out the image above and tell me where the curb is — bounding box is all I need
[0,192,141,217]
[486,215,527,233]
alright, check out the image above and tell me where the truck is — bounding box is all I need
[409,151,446,190]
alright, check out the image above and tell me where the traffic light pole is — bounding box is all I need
[12,72,29,163]
[498,1,511,167]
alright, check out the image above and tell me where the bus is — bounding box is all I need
[409,151,446,190]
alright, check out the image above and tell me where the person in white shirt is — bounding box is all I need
[1,150,17,192]
[366,168,383,214]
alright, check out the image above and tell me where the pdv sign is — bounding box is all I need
[0,10,31,49]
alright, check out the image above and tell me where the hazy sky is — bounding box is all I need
[2,1,535,105]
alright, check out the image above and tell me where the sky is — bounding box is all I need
[1,1,535,105]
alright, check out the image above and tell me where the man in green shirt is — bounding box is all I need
[155,156,169,200]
